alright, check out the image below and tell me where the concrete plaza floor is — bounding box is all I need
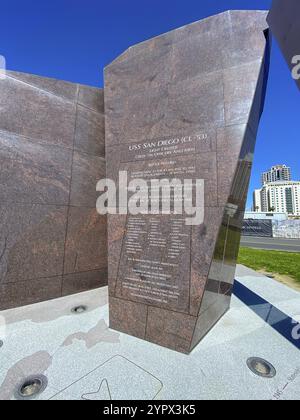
[0,265,300,400]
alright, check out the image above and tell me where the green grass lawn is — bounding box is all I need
[238,247,300,283]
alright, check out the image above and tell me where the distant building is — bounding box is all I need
[244,211,288,221]
[253,188,269,213]
[253,181,300,217]
[261,164,291,185]
[253,189,262,211]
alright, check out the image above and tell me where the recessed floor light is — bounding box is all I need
[15,375,48,400]
[247,357,276,378]
[71,305,87,314]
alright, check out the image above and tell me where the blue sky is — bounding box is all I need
[1,0,299,208]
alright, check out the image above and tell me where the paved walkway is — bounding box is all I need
[0,265,300,400]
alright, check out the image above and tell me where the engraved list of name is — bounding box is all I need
[116,215,191,312]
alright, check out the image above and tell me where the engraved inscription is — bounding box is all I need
[114,132,214,313]
[116,215,191,313]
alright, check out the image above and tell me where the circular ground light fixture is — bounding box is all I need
[71,305,87,314]
[15,375,48,400]
[247,357,276,378]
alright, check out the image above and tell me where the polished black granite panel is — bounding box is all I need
[105,11,270,353]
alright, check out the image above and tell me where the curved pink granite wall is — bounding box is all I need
[0,71,107,309]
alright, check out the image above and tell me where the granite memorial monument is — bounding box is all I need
[105,11,271,353]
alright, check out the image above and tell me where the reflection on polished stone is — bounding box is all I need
[268,0,300,90]
[105,11,271,353]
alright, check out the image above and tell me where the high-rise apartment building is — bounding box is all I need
[261,165,291,185]
[253,181,300,216]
